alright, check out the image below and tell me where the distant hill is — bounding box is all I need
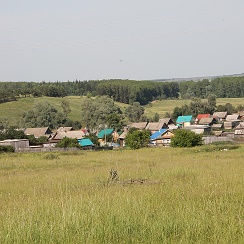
[0,96,243,127]
[151,73,244,82]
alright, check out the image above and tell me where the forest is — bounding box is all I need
[0,76,244,105]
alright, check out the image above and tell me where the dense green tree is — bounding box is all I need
[125,129,151,149]
[81,96,123,130]
[171,129,203,147]
[61,98,71,118]
[125,102,144,122]
[22,102,66,129]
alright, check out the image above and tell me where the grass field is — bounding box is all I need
[0,96,243,126]
[0,146,243,243]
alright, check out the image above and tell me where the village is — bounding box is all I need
[1,110,244,152]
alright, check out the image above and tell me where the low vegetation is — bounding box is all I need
[0,146,243,243]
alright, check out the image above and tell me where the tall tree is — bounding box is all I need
[125,102,144,122]
[22,102,66,129]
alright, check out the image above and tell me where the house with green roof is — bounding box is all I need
[176,115,193,127]
[98,128,120,146]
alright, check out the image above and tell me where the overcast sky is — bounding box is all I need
[1,0,244,82]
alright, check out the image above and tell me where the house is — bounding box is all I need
[78,138,94,149]
[128,122,148,130]
[226,114,240,121]
[195,114,210,124]
[49,130,85,143]
[234,122,244,137]
[184,125,211,134]
[150,129,174,146]
[211,123,223,131]
[212,111,227,122]
[238,110,244,120]
[0,139,29,151]
[118,129,128,147]
[176,115,193,127]
[98,128,119,145]
[57,127,74,132]
[145,122,167,133]
[25,127,52,138]
[198,117,216,126]
[158,118,175,126]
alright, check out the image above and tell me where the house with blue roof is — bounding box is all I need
[176,115,193,127]
[150,129,174,146]
[78,138,94,149]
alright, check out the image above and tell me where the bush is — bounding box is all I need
[55,137,81,148]
[0,145,15,153]
[171,129,203,147]
[125,129,151,149]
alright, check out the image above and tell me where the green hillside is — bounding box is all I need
[0,96,243,126]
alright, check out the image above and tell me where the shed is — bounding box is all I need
[0,139,29,151]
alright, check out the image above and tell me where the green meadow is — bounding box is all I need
[0,146,243,243]
[0,96,243,126]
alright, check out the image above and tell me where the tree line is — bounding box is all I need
[0,79,179,105]
[1,76,244,104]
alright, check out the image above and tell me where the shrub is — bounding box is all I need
[171,129,203,147]
[125,129,151,149]
[55,137,81,148]
[0,145,15,153]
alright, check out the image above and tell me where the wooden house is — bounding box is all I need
[129,122,148,130]
[184,125,211,134]
[198,117,216,126]
[176,115,193,127]
[195,114,210,124]
[234,122,244,137]
[25,127,52,138]
[158,118,175,126]
[150,129,174,146]
[212,111,227,122]
[49,130,85,143]
[145,122,167,133]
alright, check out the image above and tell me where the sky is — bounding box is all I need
[0,0,244,82]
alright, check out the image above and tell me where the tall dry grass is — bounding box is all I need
[0,146,243,243]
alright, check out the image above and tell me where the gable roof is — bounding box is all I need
[158,118,175,125]
[196,114,211,120]
[212,124,223,129]
[57,127,74,132]
[176,115,193,123]
[98,128,114,139]
[145,122,167,131]
[198,117,214,125]
[150,129,168,140]
[50,130,85,140]
[25,127,52,138]
[78,138,94,147]
[129,122,148,130]
[234,122,244,129]
[213,111,227,119]
[226,114,240,121]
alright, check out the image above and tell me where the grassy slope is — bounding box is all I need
[0,146,243,243]
[0,96,243,126]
